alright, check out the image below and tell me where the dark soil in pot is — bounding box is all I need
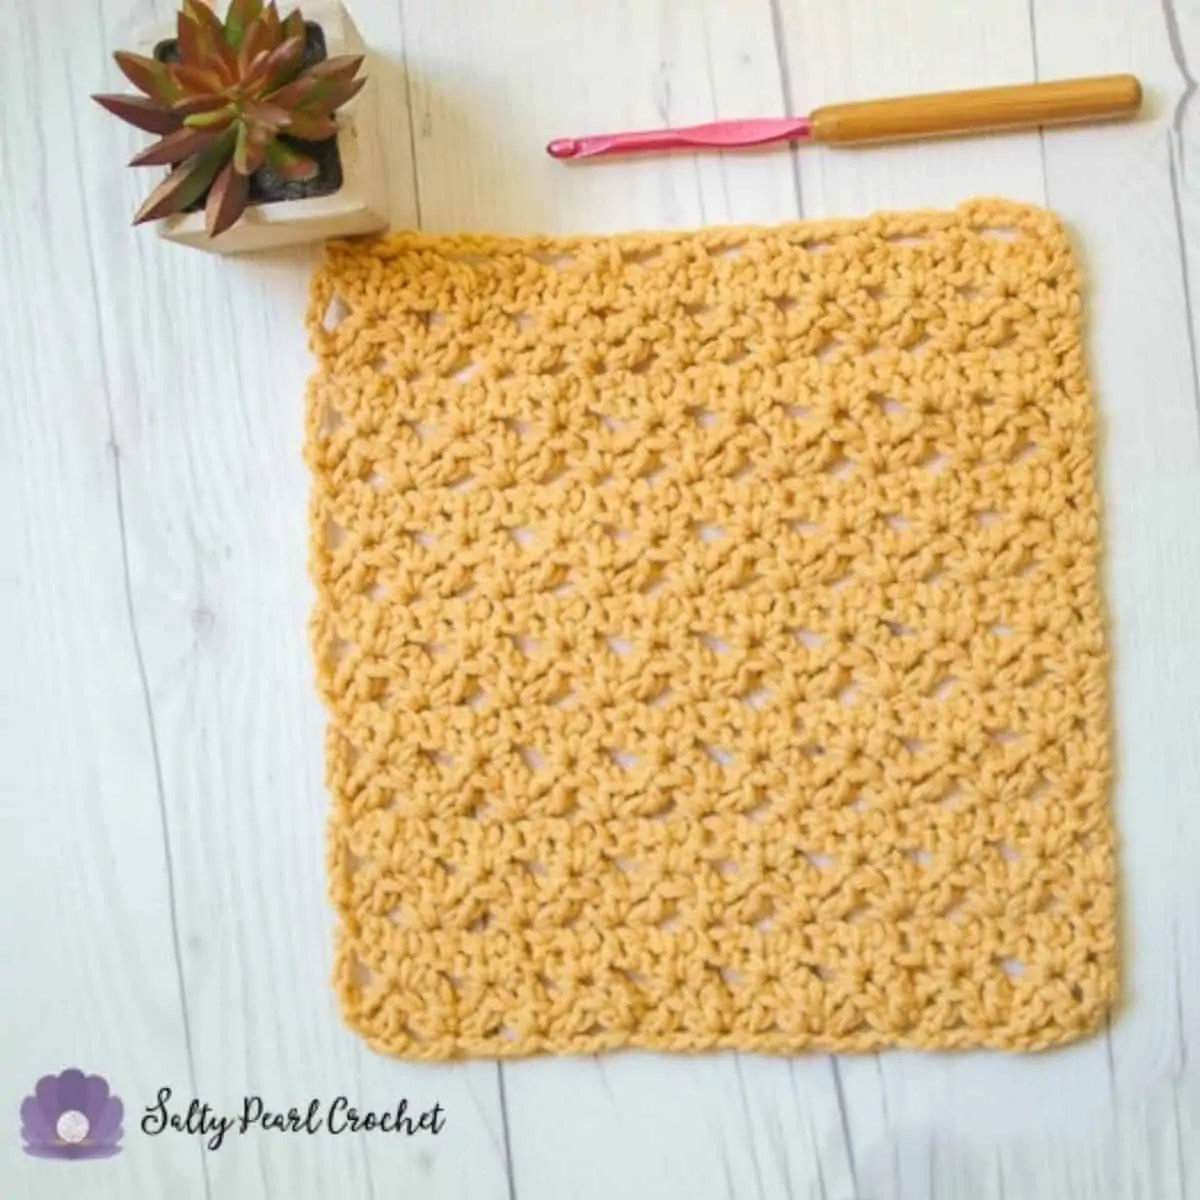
[153,22,345,213]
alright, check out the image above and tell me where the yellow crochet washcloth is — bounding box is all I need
[305,198,1116,1060]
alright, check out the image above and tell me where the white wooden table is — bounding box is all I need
[4,1,1199,1196]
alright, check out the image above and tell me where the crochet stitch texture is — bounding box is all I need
[305,199,1116,1059]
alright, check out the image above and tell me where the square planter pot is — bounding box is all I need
[133,0,388,255]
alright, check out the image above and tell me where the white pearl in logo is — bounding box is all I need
[55,1110,90,1144]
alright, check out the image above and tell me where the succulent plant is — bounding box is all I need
[93,0,365,237]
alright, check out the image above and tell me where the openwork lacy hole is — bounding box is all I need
[886,233,933,248]
[701,742,734,766]
[323,517,347,550]
[532,250,576,268]
[327,632,352,664]
[322,293,349,332]
[789,518,821,535]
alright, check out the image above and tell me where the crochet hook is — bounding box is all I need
[546,74,1142,160]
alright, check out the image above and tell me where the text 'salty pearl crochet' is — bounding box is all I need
[305,199,1116,1060]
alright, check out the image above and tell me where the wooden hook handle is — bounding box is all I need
[809,74,1142,145]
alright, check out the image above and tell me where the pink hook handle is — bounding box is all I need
[547,117,814,160]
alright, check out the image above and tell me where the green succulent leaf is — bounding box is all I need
[304,54,366,87]
[224,0,265,51]
[265,56,362,110]
[264,139,319,182]
[236,12,276,75]
[177,6,202,64]
[301,75,365,117]
[177,2,225,71]
[181,0,219,22]
[178,94,237,119]
[129,123,226,166]
[260,31,306,90]
[201,51,237,87]
[182,110,237,137]
[170,61,230,95]
[271,57,360,114]
[282,65,365,119]
[113,51,179,104]
[233,120,269,174]
[132,130,235,224]
[92,93,183,135]
[260,2,282,48]
[243,98,292,128]
[281,8,305,44]
[185,1,239,76]
[238,49,276,96]
[262,71,317,110]
[283,110,338,140]
[205,159,251,236]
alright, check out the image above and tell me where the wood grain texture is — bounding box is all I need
[808,74,1142,145]
[2,0,1198,1196]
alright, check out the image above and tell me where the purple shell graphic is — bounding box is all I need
[20,1069,124,1159]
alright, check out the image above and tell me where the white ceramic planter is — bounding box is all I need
[133,0,388,255]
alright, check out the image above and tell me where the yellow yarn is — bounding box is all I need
[305,198,1116,1060]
